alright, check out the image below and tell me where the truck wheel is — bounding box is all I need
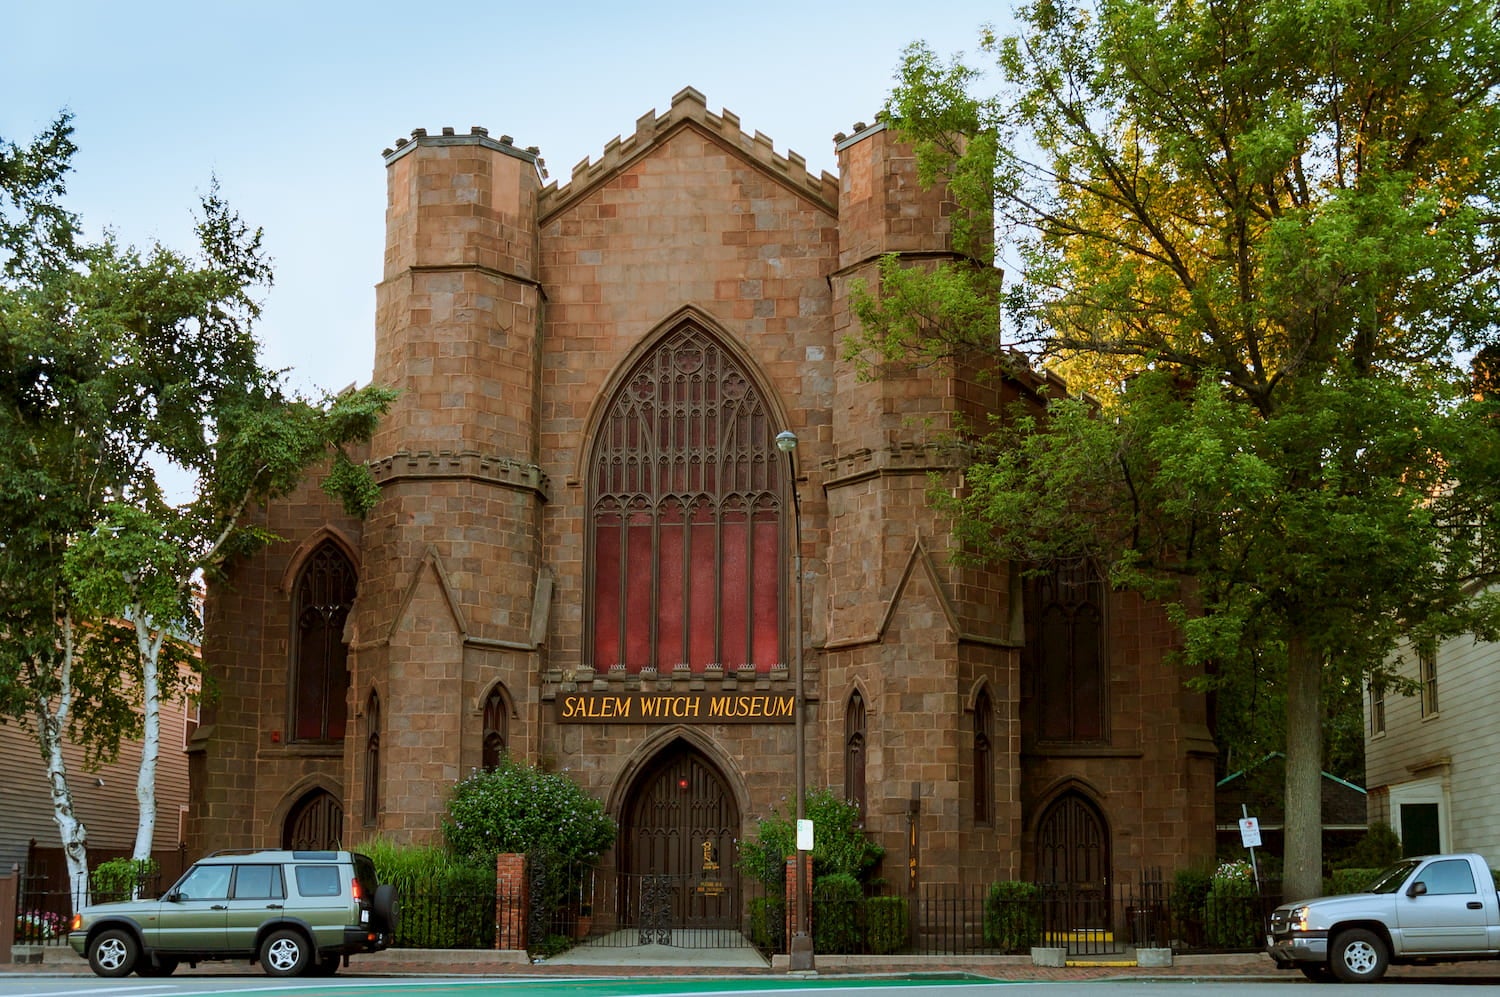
[1331,928,1389,983]
[1298,963,1336,982]
[88,928,139,977]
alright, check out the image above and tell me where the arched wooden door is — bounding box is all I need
[282,789,344,850]
[621,742,739,928]
[1035,791,1110,928]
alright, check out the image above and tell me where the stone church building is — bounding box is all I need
[190,87,1217,908]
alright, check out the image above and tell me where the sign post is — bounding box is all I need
[1239,806,1262,890]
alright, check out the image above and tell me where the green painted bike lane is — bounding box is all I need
[185,973,1002,997]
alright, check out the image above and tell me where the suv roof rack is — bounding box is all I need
[205,848,267,857]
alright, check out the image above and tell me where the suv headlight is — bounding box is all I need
[1290,906,1311,932]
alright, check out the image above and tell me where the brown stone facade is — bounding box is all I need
[192,87,1216,897]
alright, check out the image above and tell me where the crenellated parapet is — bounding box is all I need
[370,449,550,499]
[820,442,967,488]
[538,86,839,218]
[380,125,543,171]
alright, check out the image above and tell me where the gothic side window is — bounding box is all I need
[973,688,993,825]
[1031,560,1107,744]
[291,541,356,743]
[588,324,786,672]
[482,686,509,770]
[845,690,867,818]
[363,690,380,827]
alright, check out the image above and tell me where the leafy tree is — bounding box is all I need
[0,114,394,904]
[856,1,1500,899]
[443,758,616,865]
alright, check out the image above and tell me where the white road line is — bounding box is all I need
[39,987,177,996]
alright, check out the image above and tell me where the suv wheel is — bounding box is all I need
[88,928,139,977]
[310,954,342,976]
[260,928,312,977]
[136,955,179,976]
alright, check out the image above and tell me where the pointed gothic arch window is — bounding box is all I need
[588,323,787,672]
[845,689,867,818]
[973,688,993,824]
[291,541,356,743]
[482,685,510,770]
[363,690,380,827]
[1029,559,1107,744]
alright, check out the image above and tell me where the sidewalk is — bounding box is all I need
[6,944,1499,982]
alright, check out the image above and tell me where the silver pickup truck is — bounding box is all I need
[1267,853,1500,982]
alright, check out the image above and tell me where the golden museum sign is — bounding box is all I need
[557,691,795,724]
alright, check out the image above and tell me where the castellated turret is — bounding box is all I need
[348,127,550,840]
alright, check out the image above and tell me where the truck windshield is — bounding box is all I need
[1366,858,1423,894]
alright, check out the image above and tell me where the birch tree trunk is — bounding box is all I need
[1283,633,1324,901]
[38,617,90,911]
[131,613,167,871]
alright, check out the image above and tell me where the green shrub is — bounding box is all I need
[444,758,615,864]
[740,816,794,893]
[813,873,863,954]
[864,895,908,954]
[747,895,786,950]
[1173,867,1212,916]
[1204,860,1260,949]
[530,933,574,958]
[362,839,494,948]
[738,789,884,892]
[91,857,158,902]
[984,881,1042,952]
[1325,867,1379,895]
[1337,823,1402,870]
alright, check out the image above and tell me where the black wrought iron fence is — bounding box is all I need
[905,878,1282,956]
[14,875,76,947]
[389,878,499,949]
[525,859,771,952]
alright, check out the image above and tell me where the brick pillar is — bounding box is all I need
[783,854,813,942]
[495,853,528,951]
[0,863,18,963]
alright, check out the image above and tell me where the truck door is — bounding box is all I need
[1395,858,1489,953]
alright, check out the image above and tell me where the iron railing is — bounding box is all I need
[10,861,1284,957]
[530,862,773,951]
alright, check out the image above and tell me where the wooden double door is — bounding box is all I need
[621,743,739,928]
[1036,791,1110,928]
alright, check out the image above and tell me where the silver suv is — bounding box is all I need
[67,849,399,977]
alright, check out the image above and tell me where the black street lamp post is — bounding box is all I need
[774,429,814,972]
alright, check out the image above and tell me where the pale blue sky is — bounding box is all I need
[4,0,1009,398]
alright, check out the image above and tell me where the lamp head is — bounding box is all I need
[775,430,798,453]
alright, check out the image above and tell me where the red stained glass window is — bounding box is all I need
[589,325,787,672]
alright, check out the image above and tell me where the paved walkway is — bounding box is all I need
[9,943,1500,982]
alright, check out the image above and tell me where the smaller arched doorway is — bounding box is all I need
[619,740,740,930]
[1035,790,1110,930]
[283,789,344,850]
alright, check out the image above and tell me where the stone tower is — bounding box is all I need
[343,128,549,840]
